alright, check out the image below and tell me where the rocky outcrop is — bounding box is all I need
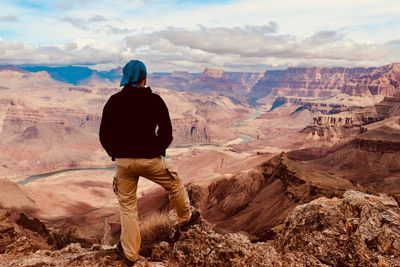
[188,152,351,236]
[301,118,400,190]
[0,209,51,254]
[345,116,400,155]
[152,220,281,266]
[1,191,399,266]
[156,191,400,266]
[290,97,348,114]
[303,124,360,142]
[251,63,400,99]
[376,92,400,117]
[277,190,400,266]
[302,112,382,142]
[301,90,400,142]
[269,96,350,116]
[350,138,400,153]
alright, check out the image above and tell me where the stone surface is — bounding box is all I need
[156,221,282,266]
[0,209,51,254]
[1,191,399,266]
[277,191,400,266]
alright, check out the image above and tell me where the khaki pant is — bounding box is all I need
[113,156,191,261]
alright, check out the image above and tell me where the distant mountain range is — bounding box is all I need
[20,66,97,85]
[3,63,400,100]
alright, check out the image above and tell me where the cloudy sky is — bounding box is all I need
[1,0,400,71]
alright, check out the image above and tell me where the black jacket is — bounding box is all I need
[99,85,173,159]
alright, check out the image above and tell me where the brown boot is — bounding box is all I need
[116,241,136,266]
[179,210,201,231]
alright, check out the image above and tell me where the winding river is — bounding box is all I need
[17,105,265,186]
[17,167,114,186]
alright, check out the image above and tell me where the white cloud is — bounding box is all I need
[0,0,400,71]
[124,25,400,70]
[0,40,127,66]
[1,23,399,71]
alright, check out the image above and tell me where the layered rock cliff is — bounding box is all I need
[342,63,400,96]
[302,92,400,142]
[302,110,382,142]
[251,63,400,99]
[14,63,400,101]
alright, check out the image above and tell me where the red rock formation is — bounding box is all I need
[0,209,51,254]
[186,152,351,236]
[251,63,400,99]
[343,63,400,96]
[302,90,400,142]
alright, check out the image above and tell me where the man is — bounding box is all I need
[99,60,200,266]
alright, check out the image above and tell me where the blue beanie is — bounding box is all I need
[120,60,147,86]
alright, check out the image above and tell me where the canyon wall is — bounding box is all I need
[251,64,400,99]
[17,62,400,101]
[302,92,400,141]
[0,69,251,176]
[150,68,264,99]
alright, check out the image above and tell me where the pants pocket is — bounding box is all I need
[112,176,118,195]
